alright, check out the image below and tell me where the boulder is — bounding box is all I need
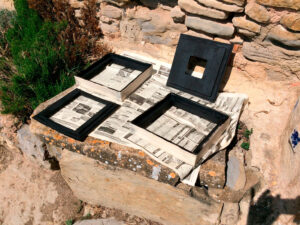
[178,0,228,20]
[185,16,235,37]
[17,124,49,168]
[280,13,300,32]
[196,0,244,12]
[267,25,300,47]
[226,146,246,191]
[245,2,270,23]
[256,0,300,10]
[220,0,245,6]
[220,202,240,225]
[170,6,185,23]
[101,5,122,19]
[199,150,226,189]
[232,16,261,33]
[60,150,224,225]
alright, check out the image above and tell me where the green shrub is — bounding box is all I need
[241,142,250,150]
[0,0,75,118]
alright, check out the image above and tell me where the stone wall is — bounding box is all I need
[70,0,300,80]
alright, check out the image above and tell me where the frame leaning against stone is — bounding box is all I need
[131,93,230,166]
[33,88,119,141]
[75,53,153,102]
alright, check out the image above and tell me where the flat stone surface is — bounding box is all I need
[185,16,235,37]
[232,16,261,33]
[256,0,300,10]
[178,0,228,20]
[170,6,185,23]
[245,2,270,23]
[226,146,246,191]
[196,0,244,12]
[220,202,240,225]
[60,150,224,225]
[30,86,179,186]
[102,5,122,19]
[74,218,123,225]
[280,13,300,32]
[267,25,300,47]
[199,150,226,189]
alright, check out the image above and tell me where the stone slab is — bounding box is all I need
[60,150,224,225]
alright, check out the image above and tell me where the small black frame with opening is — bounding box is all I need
[167,34,233,102]
[131,93,229,155]
[33,89,119,141]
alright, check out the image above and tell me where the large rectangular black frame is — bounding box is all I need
[131,93,229,155]
[77,53,152,92]
[33,89,119,141]
[167,34,233,102]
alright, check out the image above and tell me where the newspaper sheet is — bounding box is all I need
[50,95,105,130]
[86,52,248,185]
[91,63,142,91]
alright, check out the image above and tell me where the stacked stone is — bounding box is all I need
[70,0,300,78]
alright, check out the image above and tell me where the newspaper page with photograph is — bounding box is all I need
[50,95,105,130]
[88,52,248,184]
[91,63,142,91]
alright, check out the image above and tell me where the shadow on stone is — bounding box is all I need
[247,189,300,225]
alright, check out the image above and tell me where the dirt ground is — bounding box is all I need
[0,146,161,225]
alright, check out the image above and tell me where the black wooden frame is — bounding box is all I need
[167,34,233,102]
[131,93,229,154]
[77,53,152,92]
[33,89,119,141]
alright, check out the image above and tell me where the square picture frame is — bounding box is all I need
[130,93,230,166]
[75,53,153,101]
[33,88,119,141]
[167,34,233,102]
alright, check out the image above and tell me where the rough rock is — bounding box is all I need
[280,13,300,32]
[199,150,226,189]
[242,42,300,76]
[184,30,213,39]
[230,35,244,44]
[100,21,120,34]
[232,16,261,33]
[220,202,240,225]
[256,0,300,10]
[237,28,257,37]
[267,25,300,47]
[196,0,244,12]
[245,2,270,23]
[208,169,261,203]
[60,150,224,225]
[226,146,246,191]
[220,0,245,6]
[17,124,49,168]
[100,0,131,7]
[178,0,228,20]
[170,6,185,23]
[139,0,178,8]
[102,5,122,19]
[74,218,123,225]
[127,6,152,22]
[120,19,142,41]
[191,186,214,204]
[185,16,235,37]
